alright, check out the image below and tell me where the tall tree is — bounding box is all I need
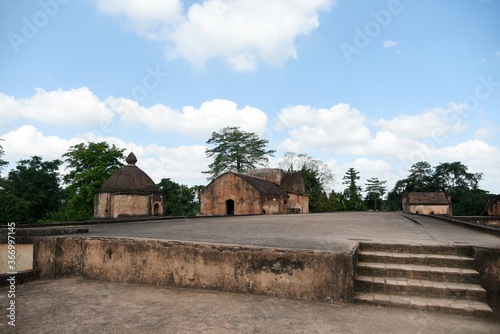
[0,141,7,173]
[204,127,275,180]
[279,152,334,190]
[63,142,125,220]
[407,161,433,192]
[279,152,335,212]
[0,141,8,194]
[7,156,62,222]
[364,178,387,211]
[432,162,482,192]
[431,161,484,216]
[342,168,364,211]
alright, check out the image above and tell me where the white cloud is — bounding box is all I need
[0,125,210,186]
[375,102,467,140]
[0,87,114,128]
[91,0,332,72]
[107,97,268,137]
[277,103,371,153]
[168,0,331,71]
[474,126,500,138]
[383,40,399,48]
[90,0,183,36]
[1,125,84,163]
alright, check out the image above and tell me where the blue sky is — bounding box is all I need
[1,0,499,194]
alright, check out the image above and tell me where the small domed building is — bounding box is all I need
[94,152,165,219]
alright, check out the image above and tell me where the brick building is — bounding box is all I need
[200,168,309,216]
[94,152,165,219]
[485,195,500,216]
[402,192,452,216]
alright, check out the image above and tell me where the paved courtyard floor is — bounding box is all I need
[2,212,500,333]
[82,212,500,252]
[1,278,499,334]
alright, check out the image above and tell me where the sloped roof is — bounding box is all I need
[407,192,449,205]
[98,153,160,194]
[231,172,289,197]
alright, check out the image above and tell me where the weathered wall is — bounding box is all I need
[33,236,355,303]
[246,169,285,185]
[201,173,264,215]
[94,192,111,218]
[287,194,309,214]
[486,195,500,216]
[0,244,33,273]
[409,204,450,215]
[473,247,500,301]
[112,194,150,218]
[95,193,163,218]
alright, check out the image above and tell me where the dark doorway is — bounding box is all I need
[154,203,159,216]
[226,200,235,215]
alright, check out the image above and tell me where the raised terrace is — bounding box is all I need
[2,212,500,332]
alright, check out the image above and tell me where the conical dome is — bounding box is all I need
[99,153,160,194]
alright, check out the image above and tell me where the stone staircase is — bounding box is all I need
[354,243,493,317]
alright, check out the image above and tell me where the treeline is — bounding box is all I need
[0,142,203,224]
[0,127,493,223]
[302,160,490,216]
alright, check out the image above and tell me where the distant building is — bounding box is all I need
[485,195,500,216]
[402,192,452,216]
[200,168,309,216]
[94,152,165,219]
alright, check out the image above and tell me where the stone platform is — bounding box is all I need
[4,212,500,332]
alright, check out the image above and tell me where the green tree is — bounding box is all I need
[342,168,364,211]
[431,162,482,192]
[7,156,62,222]
[327,190,341,212]
[407,161,433,192]
[157,178,202,216]
[279,152,334,190]
[431,161,484,216]
[204,127,275,180]
[0,194,31,224]
[63,142,125,221]
[364,178,387,211]
[279,152,334,213]
[0,141,7,173]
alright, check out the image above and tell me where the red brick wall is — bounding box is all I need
[200,173,288,215]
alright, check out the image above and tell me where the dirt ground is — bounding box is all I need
[1,278,499,334]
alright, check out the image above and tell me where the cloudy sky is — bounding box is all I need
[1,0,499,194]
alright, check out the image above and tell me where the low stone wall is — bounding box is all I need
[33,237,356,303]
[474,247,500,302]
[458,216,500,228]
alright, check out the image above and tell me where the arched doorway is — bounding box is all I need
[226,200,235,215]
[154,203,160,216]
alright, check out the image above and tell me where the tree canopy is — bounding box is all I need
[279,152,334,212]
[204,126,275,180]
[157,178,204,216]
[7,156,62,222]
[63,142,125,220]
[364,178,387,211]
[387,161,487,215]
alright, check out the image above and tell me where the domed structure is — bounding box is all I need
[94,152,165,219]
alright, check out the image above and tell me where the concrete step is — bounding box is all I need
[355,275,487,301]
[354,292,493,317]
[357,262,480,284]
[359,243,472,257]
[358,250,475,268]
